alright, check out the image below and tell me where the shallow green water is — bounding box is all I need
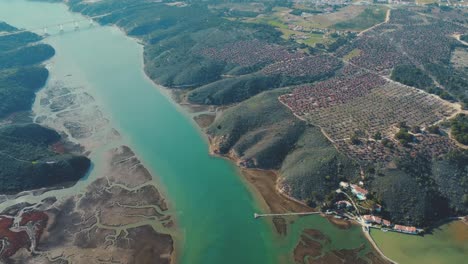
[372,221,468,264]
[276,215,372,261]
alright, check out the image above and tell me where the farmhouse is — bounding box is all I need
[382,219,392,227]
[393,224,418,234]
[363,215,382,224]
[350,184,368,200]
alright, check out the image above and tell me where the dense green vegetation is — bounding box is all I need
[0,67,49,118]
[0,27,54,118]
[0,32,41,51]
[461,34,468,42]
[0,124,90,194]
[391,64,434,90]
[0,22,90,194]
[425,63,468,106]
[451,114,468,145]
[0,44,55,70]
[368,150,467,227]
[394,127,414,146]
[0,21,16,32]
[332,7,387,31]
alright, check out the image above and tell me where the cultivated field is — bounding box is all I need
[281,78,457,142]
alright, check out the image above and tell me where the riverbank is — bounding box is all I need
[168,90,314,218]
[0,2,178,261]
[37,1,466,263]
[138,29,398,263]
[190,107,396,263]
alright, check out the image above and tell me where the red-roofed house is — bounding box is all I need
[382,219,392,227]
[363,215,382,224]
[350,184,368,200]
[393,225,418,234]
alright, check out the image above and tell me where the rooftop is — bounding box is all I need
[394,224,417,233]
[351,184,369,195]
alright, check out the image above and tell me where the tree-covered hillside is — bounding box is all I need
[0,22,90,194]
[0,124,90,194]
[207,89,359,205]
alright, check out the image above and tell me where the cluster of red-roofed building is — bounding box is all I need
[363,215,420,234]
[393,224,419,234]
[337,181,422,235]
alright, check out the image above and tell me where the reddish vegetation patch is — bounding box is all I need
[51,141,66,154]
[0,211,48,258]
[198,40,296,67]
[0,216,29,258]
[19,211,48,241]
[279,72,386,114]
[261,55,341,77]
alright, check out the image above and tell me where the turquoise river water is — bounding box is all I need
[1,1,464,264]
[0,1,276,263]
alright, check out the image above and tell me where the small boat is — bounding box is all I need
[381,228,389,232]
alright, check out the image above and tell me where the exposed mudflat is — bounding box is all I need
[0,65,175,262]
[21,146,172,263]
[35,80,120,149]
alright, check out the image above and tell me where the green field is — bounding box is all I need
[332,7,387,31]
[343,48,362,61]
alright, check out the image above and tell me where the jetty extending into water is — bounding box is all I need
[254,212,320,219]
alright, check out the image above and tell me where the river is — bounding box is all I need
[0,0,275,263]
[0,1,466,264]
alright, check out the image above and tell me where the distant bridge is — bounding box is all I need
[0,13,111,37]
[254,212,320,219]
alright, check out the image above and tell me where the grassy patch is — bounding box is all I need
[252,16,288,29]
[299,33,326,46]
[343,48,361,61]
[332,7,387,31]
[416,0,438,4]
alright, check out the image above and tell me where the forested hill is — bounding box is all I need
[66,0,467,227]
[0,26,54,118]
[0,22,90,194]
